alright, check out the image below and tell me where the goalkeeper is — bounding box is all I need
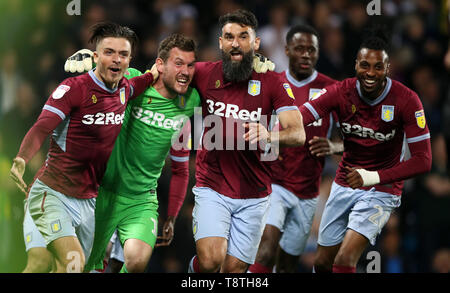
[66,34,274,273]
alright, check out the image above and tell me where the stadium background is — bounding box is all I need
[0,0,449,273]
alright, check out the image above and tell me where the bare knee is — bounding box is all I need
[23,248,53,273]
[123,239,152,273]
[196,237,227,272]
[255,225,281,267]
[198,253,224,272]
[314,245,340,273]
[334,251,359,267]
[125,258,148,273]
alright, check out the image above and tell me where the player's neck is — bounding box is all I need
[153,79,177,100]
[361,79,387,101]
[290,67,314,83]
[94,69,118,90]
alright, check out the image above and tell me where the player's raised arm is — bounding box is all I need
[128,64,159,99]
[10,80,80,194]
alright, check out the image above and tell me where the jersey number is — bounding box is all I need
[368,205,390,229]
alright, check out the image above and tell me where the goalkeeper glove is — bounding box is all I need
[252,53,275,73]
[64,49,94,73]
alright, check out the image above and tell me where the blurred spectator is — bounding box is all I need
[258,4,290,72]
[0,50,22,118]
[316,26,345,80]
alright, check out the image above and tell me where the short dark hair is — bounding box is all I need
[285,24,320,44]
[359,25,390,53]
[218,9,258,30]
[89,22,138,55]
[158,33,197,62]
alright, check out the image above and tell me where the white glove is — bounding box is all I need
[355,169,380,187]
[64,49,94,73]
[253,53,275,73]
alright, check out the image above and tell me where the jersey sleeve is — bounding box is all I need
[167,121,191,218]
[299,82,341,125]
[128,71,154,100]
[378,92,432,184]
[17,79,81,163]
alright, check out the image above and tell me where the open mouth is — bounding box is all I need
[109,67,120,74]
[230,50,243,61]
[176,75,189,86]
[362,78,378,90]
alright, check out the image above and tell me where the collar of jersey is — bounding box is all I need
[89,69,119,93]
[356,77,392,106]
[285,69,318,88]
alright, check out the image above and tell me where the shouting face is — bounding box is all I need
[93,37,132,89]
[156,47,196,98]
[219,23,260,82]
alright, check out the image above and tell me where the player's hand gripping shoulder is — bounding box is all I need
[64,49,94,73]
[252,53,275,73]
[10,157,27,195]
[309,136,344,157]
[345,166,380,189]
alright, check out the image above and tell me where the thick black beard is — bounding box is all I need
[221,50,254,83]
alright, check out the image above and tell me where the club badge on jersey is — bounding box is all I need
[309,88,323,101]
[248,80,261,96]
[415,110,426,129]
[52,85,71,100]
[381,105,394,122]
[178,95,186,109]
[283,83,295,99]
[120,87,126,105]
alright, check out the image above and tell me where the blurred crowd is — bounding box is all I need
[0,0,449,273]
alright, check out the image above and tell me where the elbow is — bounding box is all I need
[297,129,306,147]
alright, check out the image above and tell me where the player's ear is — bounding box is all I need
[156,57,164,72]
[219,37,223,50]
[93,51,99,64]
[253,36,261,51]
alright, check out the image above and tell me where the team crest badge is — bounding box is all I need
[119,87,126,105]
[415,110,426,129]
[381,105,394,122]
[51,220,61,233]
[248,80,261,96]
[192,220,198,236]
[309,88,323,101]
[283,83,295,99]
[215,80,221,88]
[52,85,70,100]
[26,233,32,243]
[91,94,97,104]
[351,104,357,114]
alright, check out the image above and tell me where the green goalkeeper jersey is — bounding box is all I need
[100,68,201,197]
